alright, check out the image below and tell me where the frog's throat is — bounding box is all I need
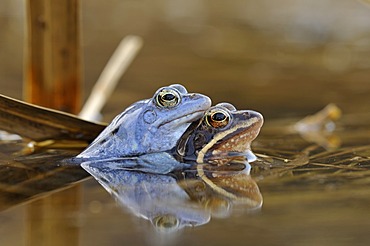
[196,117,261,163]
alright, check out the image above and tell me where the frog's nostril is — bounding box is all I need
[188,93,197,99]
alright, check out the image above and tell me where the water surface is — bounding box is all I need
[1,112,369,246]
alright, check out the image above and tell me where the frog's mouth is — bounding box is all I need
[155,93,211,128]
[211,124,260,152]
[156,110,205,128]
[228,117,262,140]
[212,115,263,152]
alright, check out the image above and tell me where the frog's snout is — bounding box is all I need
[244,110,264,123]
[189,93,211,103]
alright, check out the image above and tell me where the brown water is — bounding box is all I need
[1,114,370,246]
[1,0,370,245]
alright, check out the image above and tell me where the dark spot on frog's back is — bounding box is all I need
[111,126,128,140]
[111,128,119,136]
[98,138,107,145]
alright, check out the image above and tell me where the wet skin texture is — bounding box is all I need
[76,84,211,159]
[78,102,263,174]
[176,102,264,164]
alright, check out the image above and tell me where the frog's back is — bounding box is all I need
[77,100,147,158]
[76,84,212,160]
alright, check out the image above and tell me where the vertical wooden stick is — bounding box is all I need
[24,0,81,114]
[24,1,82,245]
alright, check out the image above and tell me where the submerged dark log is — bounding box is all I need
[0,94,106,142]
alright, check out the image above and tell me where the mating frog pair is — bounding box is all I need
[76,84,263,165]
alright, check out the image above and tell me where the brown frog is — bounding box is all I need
[174,102,264,213]
[176,102,264,165]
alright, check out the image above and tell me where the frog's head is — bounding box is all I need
[134,84,212,154]
[176,102,263,163]
[77,84,211,159]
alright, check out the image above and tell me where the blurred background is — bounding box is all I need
[1,1,370,245]
[1,0,370,121]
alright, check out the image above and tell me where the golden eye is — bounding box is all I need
[156,89,180,108]
[205,109,230,128]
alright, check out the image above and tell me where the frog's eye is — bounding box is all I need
[156,89,180,108]
[205,109,230,128]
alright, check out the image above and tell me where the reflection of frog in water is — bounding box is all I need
[76,84,211,160]
[82,163,211,232]
[81,102,264,233]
